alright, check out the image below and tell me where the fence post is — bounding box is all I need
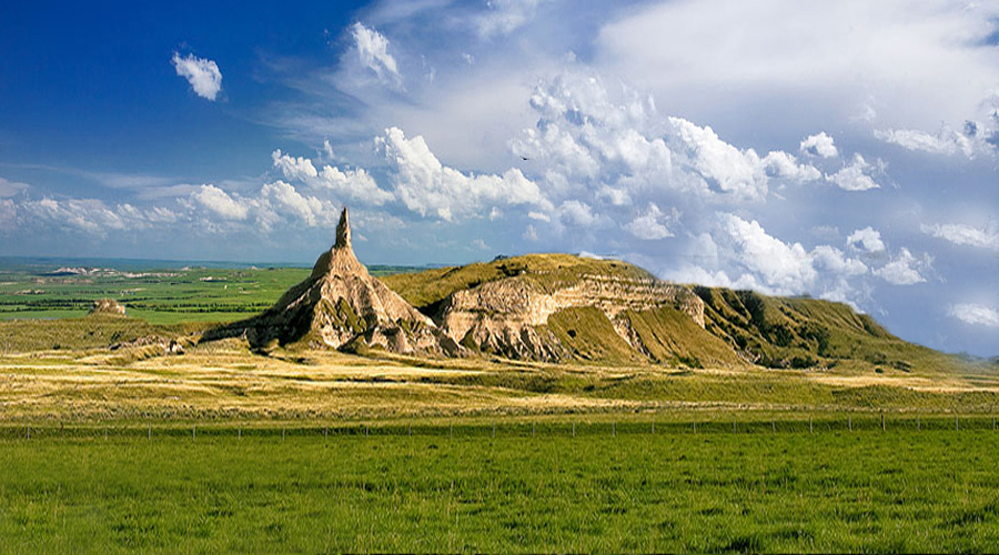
[772,420,776,434]
[492,422,495,438]
[612,422,616,437]
[26,424,30,440]
[282,427,286,441]
[572,421,575,438]
[449,422,453,439]
[532,422,535,437]
[193,425,196,440]
[693,421,696,434]
[239,425,242,439]
[104,426,108,441]
[848,416,852,432]
[809,417,813,434]
[652,417,655,435]
[880,413,885,432]
[148,423,151,440]
[408,423,411,437]
[956,415,959,431]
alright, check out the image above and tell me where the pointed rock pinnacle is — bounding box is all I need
[335,206,351,250]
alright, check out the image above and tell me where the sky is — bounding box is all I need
[0,0,997,356]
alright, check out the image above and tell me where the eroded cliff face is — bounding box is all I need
[435,272,706,362]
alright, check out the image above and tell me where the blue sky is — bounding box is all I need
[1,0,997,356]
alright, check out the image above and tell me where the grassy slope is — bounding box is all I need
[3,430,999,553]
[380,253,655,310]
[693,287,967,375]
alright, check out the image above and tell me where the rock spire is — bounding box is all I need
[335,206,351,250]
[207,206,457,355]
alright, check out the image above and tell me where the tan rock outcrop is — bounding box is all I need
[88,298,126,317]
[214,208,458,355]
[435,272,705,362]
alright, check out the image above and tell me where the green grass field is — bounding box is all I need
[3,421,999,553]
[0,260,423,325]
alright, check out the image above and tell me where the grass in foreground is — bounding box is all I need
[2,426,999,553]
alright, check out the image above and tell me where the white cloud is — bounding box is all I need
[0,177,29,198]
[948,304,999,328]
[624,203,674,240]
[715,213,870,301]
[523,224,538,241]
[596,1,999,132]
[272,149,393,206]
[719,213,817,293]
[846,226,886,253]
[557,199,597,227]
[191,184,249,220]
[171,52,222,101]
[351,23,402,88]
[825,154,880,191]
[800,132,839,158]
[476,0,542,38]
[921,223,999,251]
[874,248,929,285]
[667,117,768,200]
[875,120,996,159]
[510,70,816,206]
[261,180,337,228]
[0,199,16,232]
[761,151,821,183]
[15,197,167,237]
[377,127,550,221]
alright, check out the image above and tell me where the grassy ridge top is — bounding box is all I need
[380,253,655,309]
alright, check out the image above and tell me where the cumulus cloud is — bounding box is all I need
[623,203,674,240]
[260,180,337,228]
[0,177,29,198]
[825,154,880,191]
[351,23,402,88]
[874,248,930,285]
[948,304,999,328]
[713,213,870,303]
[510,70,818,206]
[846,226,886,253]
[272,150,393,205]
[557,200,597,227]
[191,184,249,220]
[16,197,173,237]
[377,127,550,221]
[171,52,222,101]
[800,132,839,158]
[719,213,817,293]
[921,222,999,251]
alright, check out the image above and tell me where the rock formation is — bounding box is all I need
[226,208,457,355]
[433,272,706,361]
[88,298,126,317]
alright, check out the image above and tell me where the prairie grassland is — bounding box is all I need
[2,429,999,553]
[1,333,997,423]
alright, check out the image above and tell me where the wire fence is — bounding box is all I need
[2,414,997,441]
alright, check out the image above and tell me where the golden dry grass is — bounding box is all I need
[1,335,997,423]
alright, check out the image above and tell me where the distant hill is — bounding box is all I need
[189,207,977,375]
[382,253,969,374]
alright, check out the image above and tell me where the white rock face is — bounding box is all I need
[436,273,705,361]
